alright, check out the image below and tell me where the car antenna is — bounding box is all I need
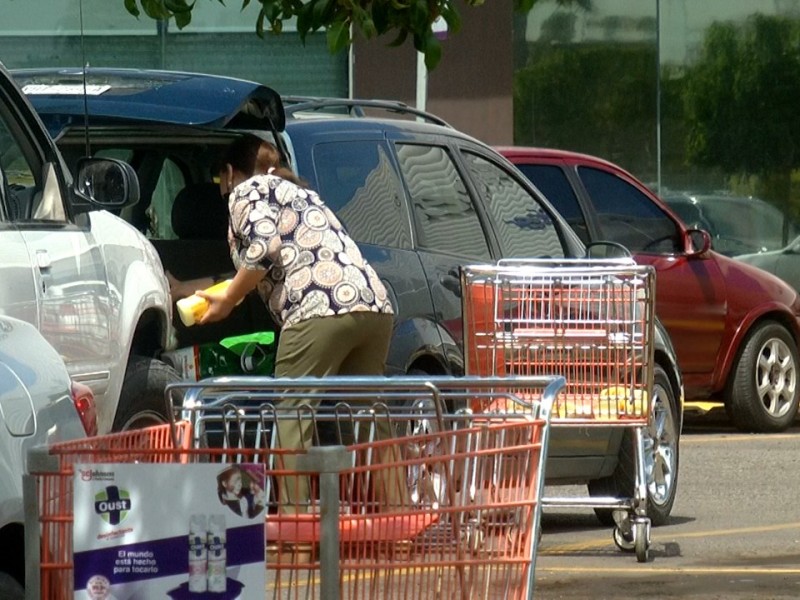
[79,0,91,158]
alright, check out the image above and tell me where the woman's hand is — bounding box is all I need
[196,288,237,324]
[195,267,265,324]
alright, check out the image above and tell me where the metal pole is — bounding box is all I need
[296,446,351,600]
[656,0,662,195]
[416,51,427,114]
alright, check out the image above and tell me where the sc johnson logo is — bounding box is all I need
[95,486,132,526]
[79,468,115,482]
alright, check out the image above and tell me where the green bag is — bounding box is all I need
[164,331,276,380]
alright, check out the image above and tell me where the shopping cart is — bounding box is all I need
[25,374,564,600]
[460,259,656,562]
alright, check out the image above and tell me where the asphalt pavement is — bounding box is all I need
[533,406,800,599]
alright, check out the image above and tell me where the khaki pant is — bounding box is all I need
[273,312,406,512]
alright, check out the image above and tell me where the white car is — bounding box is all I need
[0,315,96,599]
[0,61,179,435]
[736,235,800,293]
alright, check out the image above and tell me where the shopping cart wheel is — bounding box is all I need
[634,517,651,563]
[612,525,635,552]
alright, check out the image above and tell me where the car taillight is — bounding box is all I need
[70,381,97,437]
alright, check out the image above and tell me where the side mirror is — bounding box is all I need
[685,228,712,257]
[73,157,140,211]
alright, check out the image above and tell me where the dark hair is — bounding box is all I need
[221,134,307,187]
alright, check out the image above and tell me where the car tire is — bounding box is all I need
[113,355,183,432]
[588,364,680,527]
[725,321,800,433]
[0,571,24,600]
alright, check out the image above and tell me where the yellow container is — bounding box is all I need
[176,280,233,327]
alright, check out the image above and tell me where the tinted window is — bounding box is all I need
[516,163,589,245]
[0,108,60,221]
[578,167,680,254]
[465,152,565,258]
[146,158,185,240]
[314,141,411,249]
[396,144,491,259]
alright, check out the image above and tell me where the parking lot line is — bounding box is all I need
[682,433,799,443]
[537,565,800,574]
[540,520,800,555]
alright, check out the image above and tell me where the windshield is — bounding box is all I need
[665,195,798,256]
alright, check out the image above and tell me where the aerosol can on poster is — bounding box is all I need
[207,514,227,592]
[188,514,208,592]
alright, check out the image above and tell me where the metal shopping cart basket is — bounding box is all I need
[461,259,657,562]
[25,374,564,600]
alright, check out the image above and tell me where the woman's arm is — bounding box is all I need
[166,271,215,300]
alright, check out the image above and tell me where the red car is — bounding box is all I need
[499,146,800,433]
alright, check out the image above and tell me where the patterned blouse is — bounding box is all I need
[227,173,394,329]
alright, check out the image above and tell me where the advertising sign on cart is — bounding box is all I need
[73,463,266,600]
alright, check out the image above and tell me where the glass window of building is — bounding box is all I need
[515,1,800,251]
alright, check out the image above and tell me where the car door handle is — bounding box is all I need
[440,269,462,296]
[35,249,51,271]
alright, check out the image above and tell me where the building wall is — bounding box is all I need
[353,0,514,146]
[0,1,346,98]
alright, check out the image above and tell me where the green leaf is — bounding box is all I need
[141,0,170,20]
[411,0,428,32]
[371,2,386,31]
[437,7,458,35]
[175,11,191,27]
[352,6,376,39]
[310,0,330,31]
[326,20,350,54]
[296,2,312,35]
[387,29,408,47]
[423,32,442,70]
[124,0,140,17]
[261,0,285,33]
[256,6,266,36]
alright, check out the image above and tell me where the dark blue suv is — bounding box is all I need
[13,68,683,530]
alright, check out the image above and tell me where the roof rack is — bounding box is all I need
[281,96,452,128]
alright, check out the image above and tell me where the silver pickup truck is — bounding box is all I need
[0,61,178,435]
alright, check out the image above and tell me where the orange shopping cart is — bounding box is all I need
[25,374,564,600]
[461,259,657,562]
